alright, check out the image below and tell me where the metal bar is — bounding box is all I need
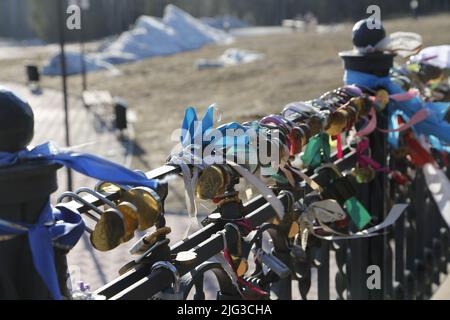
[317,240,330,300]
[96,151,358,299]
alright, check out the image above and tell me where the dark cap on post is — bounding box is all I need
[352,18,386,48]
[339,19,394,77]
[0,88,34,152]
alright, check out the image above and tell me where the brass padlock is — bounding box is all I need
[195,165,229,200]
[117,201,139,242]
[97,182,162,231]
[325,110,347,136]
[90,208,125,251]
[123,187,162,231]
[95,181,124,196]
[350,96,370,118]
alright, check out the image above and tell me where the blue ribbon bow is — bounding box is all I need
[180,105,248,152]
[344,69,450,151]
[0,142,159,299]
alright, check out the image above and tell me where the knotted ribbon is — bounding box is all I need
[173,106,285,221]
[344,69,450,150]
[0,202,84,300]
[0,142,159,299]
[356,138,390,172]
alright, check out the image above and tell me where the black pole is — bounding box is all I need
[57,0,73,191]
[80,12,87,92]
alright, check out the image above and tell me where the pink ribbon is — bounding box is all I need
[337,134,343,159]
[389,89,420,102]
[356,139,390,172]
[356,107,377,137]
[378,108,429,133]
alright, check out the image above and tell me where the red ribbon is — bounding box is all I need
[223,248,269,299]
[234,218,254,236]
[405,132,435,167]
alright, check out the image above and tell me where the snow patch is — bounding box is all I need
[43,5,233,76]
[195,48,264,70]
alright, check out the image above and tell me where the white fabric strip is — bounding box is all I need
[423,163,450,227]
[313,203,408,240]
[225,159,285,220]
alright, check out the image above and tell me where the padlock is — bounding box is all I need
[97,182,162,231]
[223,224,249,278]
[195,165,229,200]
[287,126,305,156]
[117,201,139,242]
[123,186,162,231]
[325,110,348,136]
[90,208,125,251]
[95,181,124,196]
[350,96,371,118]
[255,249,290,279]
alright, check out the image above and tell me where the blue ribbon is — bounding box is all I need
[0,142,159,299]
[344,70,450,150]
[0,202,84,300]
[180,105,248,151]
[0,142,158,189]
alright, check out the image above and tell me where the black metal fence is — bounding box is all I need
[58,131,449,300]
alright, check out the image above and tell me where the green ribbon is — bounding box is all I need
[301,132,330,169]
[344,196,372,230]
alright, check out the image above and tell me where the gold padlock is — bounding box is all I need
[117,201,139,242]
[325,110,347,136]
[195,165,229,200]
[307,116,323,137]
[90,208,125,251]
[95,181,124,196]
[350,96,370,118]
[123,187,162,231]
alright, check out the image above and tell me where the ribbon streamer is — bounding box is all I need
[344,69,450,150]
[0,142,159,299]
[423,163,450,227]
[313,203,408,241]
[0,202,84,300]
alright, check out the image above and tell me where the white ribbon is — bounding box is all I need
[355,32,423,58]
[423,163,450,227]
[225,159,285,220]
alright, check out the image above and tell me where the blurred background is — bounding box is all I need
[0,0,449,297]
